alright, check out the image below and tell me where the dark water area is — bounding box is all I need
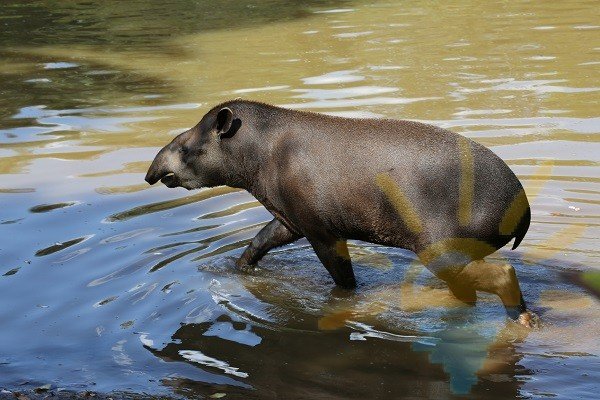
[1,0,599,398]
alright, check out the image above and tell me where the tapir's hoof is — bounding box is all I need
[235,260,256,273]
[517,311,540,329]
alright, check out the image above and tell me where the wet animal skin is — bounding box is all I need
[145,99,536,327]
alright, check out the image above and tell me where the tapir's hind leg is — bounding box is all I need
[445,260,539,328]
[308,236,357,289]
[446,279,477,305]
[423,253,538,328]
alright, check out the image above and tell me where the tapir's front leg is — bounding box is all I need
[236,218,302,271]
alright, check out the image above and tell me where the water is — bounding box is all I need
[0,0,599,398]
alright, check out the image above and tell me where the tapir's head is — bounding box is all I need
[145,104,244,190]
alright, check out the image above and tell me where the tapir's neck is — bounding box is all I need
[218,101,295,201]
[222,144,270,200]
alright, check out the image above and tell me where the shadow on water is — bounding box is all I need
[106,187,238,222]
[29,201,78,213]
[35,235,92,256]
[0,0,351,120]
[0,0,352,48]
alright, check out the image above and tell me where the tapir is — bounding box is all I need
[145,99,537,327]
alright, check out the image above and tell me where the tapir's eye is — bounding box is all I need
[179,146,189,155]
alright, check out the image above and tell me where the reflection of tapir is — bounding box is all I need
[145,99,536,326]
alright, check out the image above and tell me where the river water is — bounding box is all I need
[0,1,599,398]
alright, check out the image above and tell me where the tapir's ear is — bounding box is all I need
[215,107,240,139]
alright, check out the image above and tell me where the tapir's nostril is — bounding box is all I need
[145,168,168,185]
[145,166,173,185]
[145,170,158,185]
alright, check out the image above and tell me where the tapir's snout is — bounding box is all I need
[144,168,161,185]
[145,146,171,185]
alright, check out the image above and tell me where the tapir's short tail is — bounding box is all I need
[512,206,531,250]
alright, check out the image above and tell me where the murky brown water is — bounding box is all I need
[1,1,599,398]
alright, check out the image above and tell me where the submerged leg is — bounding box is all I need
[236,218,302,271]
[421,249,537,327]
[421,250,477,305]
[446,279,477,305]
[308,237,356,289]
[454,260,538,327]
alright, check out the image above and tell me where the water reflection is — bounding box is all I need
[145,294,530,398]
[156,248,594,397]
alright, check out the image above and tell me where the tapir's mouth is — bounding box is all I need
[160,173,180,188]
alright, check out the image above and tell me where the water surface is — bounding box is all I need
[0,0,599,398]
